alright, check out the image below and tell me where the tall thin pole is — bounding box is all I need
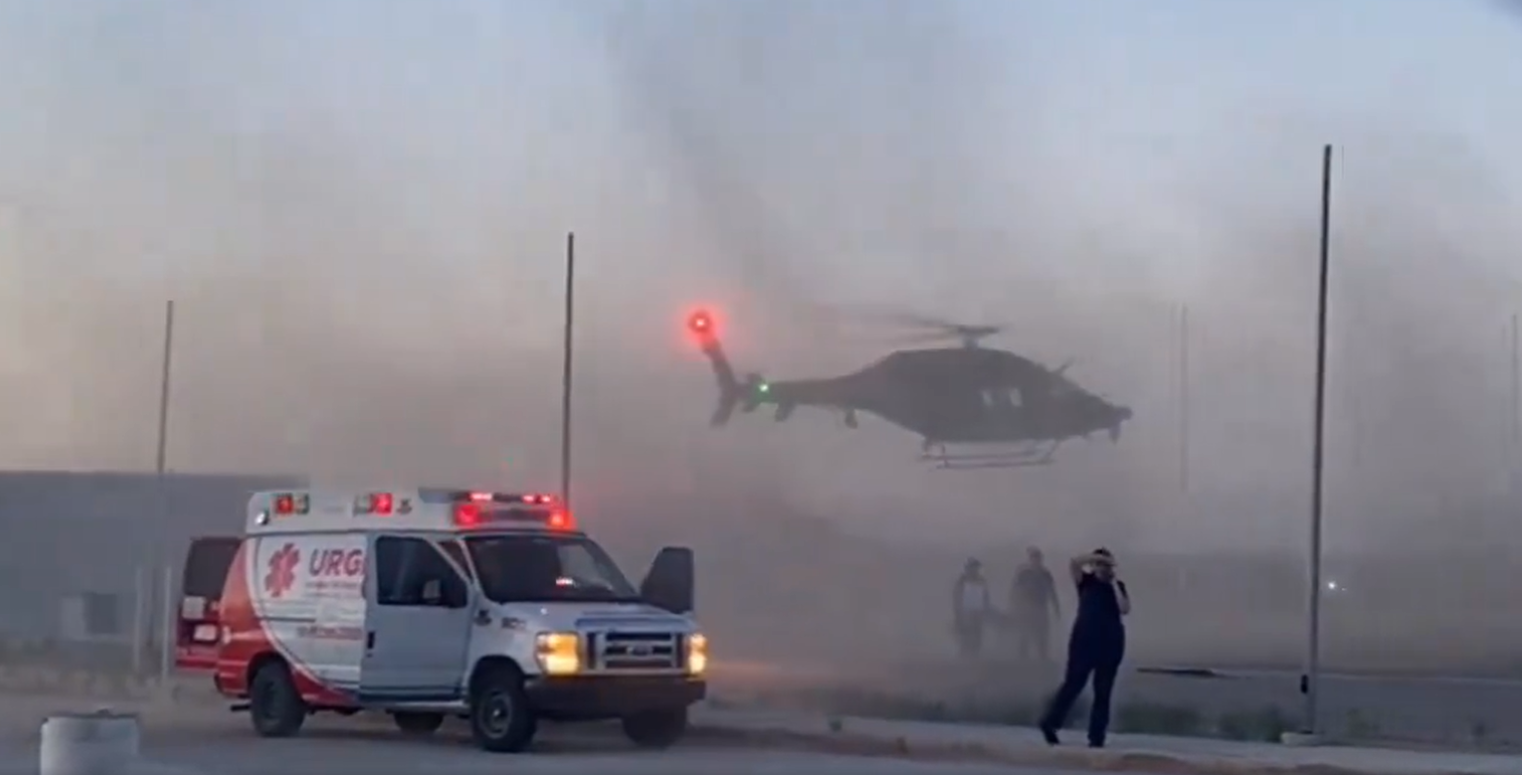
[153,300,176,666]
[158,564,174,684]
[1509,313,1519,497]
[155,300,176,475]
[130,567,147,675]
[1178,303,1190,494]
[1503,310,1515,450]
[1303,144,1334,737]
[559,233,576,508]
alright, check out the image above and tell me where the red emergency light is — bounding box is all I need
[272,493,309,517]
[355,492,395,516]
[452,502,575,531]
[453,502,483,527]
[547,509,572,530]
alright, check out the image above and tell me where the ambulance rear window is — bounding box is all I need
[182,537,240,599]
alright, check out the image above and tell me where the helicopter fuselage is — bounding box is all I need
[715,344,1130,445]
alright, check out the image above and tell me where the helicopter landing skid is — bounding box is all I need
[919,441,1060,470]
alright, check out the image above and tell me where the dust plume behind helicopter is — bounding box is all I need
[0,0,1519,677]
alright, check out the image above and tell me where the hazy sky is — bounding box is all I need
[0,1,1519,550]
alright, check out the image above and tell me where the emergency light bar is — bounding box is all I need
[354,492,397,516]
[272,493,310,516]
[422,489,557,506]
[452,503,574,531]
[249,488,573,533]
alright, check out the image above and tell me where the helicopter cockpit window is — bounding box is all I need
[981,388,1023,409]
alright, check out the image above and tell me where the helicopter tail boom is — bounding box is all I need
[696,334,765,426]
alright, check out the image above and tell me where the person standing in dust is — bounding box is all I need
[952,558,992,659]
[1039,548,1130,749]
[1011,547,1061,662]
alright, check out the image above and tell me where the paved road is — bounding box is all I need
[716,660,1522,748]
[0,733,1132,775]
[0,696,1145,775]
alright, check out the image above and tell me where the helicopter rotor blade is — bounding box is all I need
[839,303,1005,339]
[883,331,965,345]
[846,305,962,331]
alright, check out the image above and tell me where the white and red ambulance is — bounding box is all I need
[175,488,706,753]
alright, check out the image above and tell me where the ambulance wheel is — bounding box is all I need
[393,711,445,736]
[248,661,307,738]
[621,708,688,749]
[468,667,537,753]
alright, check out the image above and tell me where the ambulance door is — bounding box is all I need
[360,534,473,701]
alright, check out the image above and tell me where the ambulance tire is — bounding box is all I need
[392,711,446,736]
[249,661,307,738]
[621,708,688,750]
[468,666,537,753]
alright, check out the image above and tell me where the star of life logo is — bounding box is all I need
[264,543,300,598]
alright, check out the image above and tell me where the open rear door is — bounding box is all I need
[175,536,240,671]
[639,547,695,615]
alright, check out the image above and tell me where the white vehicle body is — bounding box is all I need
[178,487,706,752]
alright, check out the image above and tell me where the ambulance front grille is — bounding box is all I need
[587,631,681,671]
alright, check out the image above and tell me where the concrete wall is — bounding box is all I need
[0,471,301,641]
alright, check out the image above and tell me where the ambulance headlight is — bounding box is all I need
[534,632,581,676]
[685,633,708,675]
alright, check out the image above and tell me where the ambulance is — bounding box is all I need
[174,488,707,753]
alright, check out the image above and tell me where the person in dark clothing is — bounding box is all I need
[1039,547,1130,748]
[952,558,992,659]
[1011,547,1060,662]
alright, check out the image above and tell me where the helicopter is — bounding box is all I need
[685,309,1133,470]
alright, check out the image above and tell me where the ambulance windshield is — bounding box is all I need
[465,534,640,604]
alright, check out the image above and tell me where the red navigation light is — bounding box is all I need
[454,502,482,527]
[687,310,714,335]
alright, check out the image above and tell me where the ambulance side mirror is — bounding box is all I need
[640,547,695,615]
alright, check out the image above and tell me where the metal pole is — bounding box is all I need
[1302,144,1334,736]
[153,300,176,640]
[1178,303,1190,494]
[130,567,146,675]
[559,233,575,508]
[158,565,174,685]
[1503,310,1515,468]
[155,301,175,476]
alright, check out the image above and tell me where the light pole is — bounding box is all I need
[1301,144,1335,738]
[1177,302,1190,494]
[559,233,576,508]
[148,300,176,681]
[155,300,175,476]
[1508,312,1519,497]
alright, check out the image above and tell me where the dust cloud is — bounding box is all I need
[1,0,1521,683]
